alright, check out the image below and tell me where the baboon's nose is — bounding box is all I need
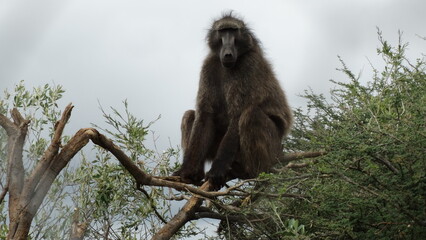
[224,53,233,59]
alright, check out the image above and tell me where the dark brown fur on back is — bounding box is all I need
[174,13,293,189]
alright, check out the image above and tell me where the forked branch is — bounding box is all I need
[0,104,326,240]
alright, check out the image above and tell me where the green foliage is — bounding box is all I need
[220,32,425,239]
[72,148,158,239]
[283,219,308,239]
[72,101,198,239]
[0,83,191,239]
[0,81,71,240]
[2,32,424,240]
[3,80,65,132]
[93,100,156,163]
[286,32,426,239]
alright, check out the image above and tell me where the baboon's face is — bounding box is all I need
[208,18,253,69]
[218,29,238,68]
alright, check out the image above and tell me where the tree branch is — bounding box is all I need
[0,104,329,240]
[192,211,245,222]
[280,151,326,163]
[151,181,213,240]
[22,104,74,206]
[29,128,96,213]
[90,136,328,239]
[0,185,8,205]
[5,108,30,239]
[373,154,399,174]
[9,127,95,239]
[0,111,18,136]
[90,132,152,184]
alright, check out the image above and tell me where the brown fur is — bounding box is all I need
[174,13,293,188]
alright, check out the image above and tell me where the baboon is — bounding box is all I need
[174,13,293,189]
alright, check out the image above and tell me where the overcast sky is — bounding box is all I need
[1,0,426,150]
[1,0,426,238]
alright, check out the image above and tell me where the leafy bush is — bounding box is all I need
[220,32,426,239]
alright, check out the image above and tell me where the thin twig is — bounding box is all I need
[137,186,167,224]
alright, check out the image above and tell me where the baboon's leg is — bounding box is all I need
[234,107,283,178]
[180,110,195,152]
[174,111,217,184]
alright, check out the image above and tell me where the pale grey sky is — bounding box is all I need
[1,0,426,149]
[1,0,426,238]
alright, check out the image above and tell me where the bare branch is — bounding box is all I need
[90,132,235,199]
[271,151,326,172]
[90,132,152,184]
[22,103,74,203]
[151,181,213,240]
[280,151,326,163]
[6,108,30,239]
[30,128,96,213]
[284,162,312,168]
[10,108,26,126]
[9,128,94,239]
[0,112,18,136]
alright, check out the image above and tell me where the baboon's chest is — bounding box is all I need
[220,80,253,116]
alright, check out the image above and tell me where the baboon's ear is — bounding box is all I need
[247,34,254,47]
[243,32,254,48]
